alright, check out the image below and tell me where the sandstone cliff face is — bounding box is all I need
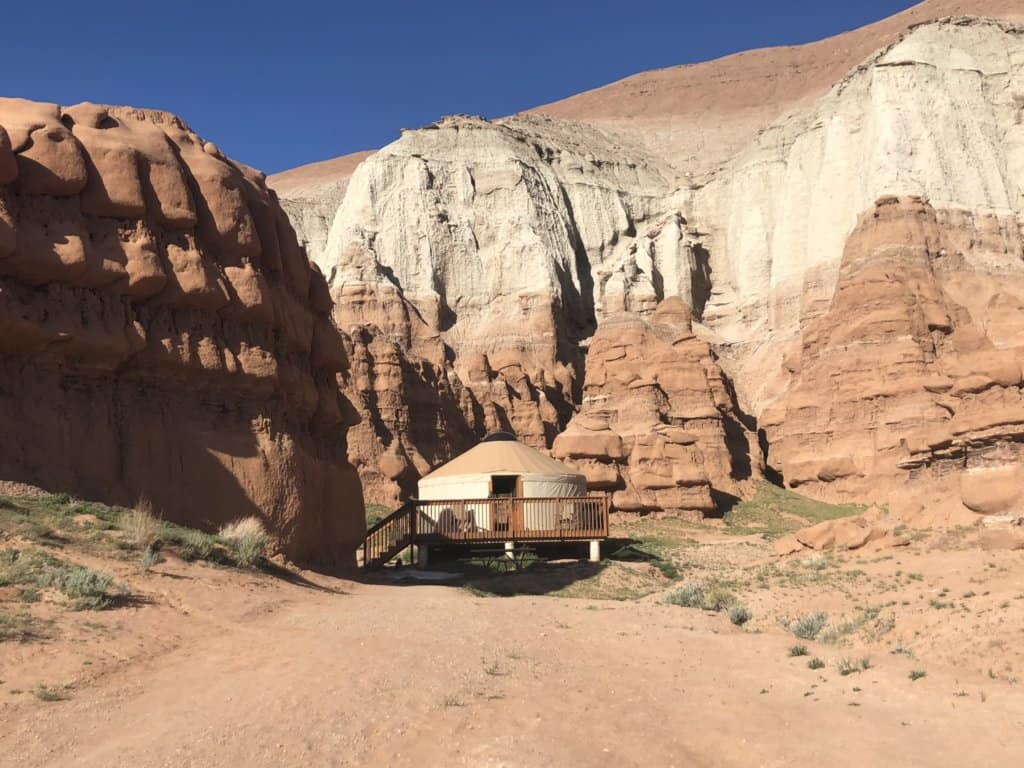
[286,113,754,510]
[693,18,1024,414]
[274,13,1024,521]
[552,298,759,514]
[0,99,364,564]
[762,196,1024,513]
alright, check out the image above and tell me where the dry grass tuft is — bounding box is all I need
[219,517,269,567]
[123,498,160,549]
[218,517,266,541]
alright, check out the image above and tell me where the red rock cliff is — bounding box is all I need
[0,99,364,565]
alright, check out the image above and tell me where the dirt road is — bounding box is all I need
[2,565,1022,768]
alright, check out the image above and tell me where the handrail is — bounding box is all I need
[362,503,415,570]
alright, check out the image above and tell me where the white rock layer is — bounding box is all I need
[275,16,1024,510]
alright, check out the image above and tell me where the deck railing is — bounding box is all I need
[362,495,610,569]
[413,495,609,543]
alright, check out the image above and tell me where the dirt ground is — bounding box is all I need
[2,487,1024,767]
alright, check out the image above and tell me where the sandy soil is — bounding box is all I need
[2,525,1023,768]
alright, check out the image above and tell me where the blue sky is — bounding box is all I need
[2,1,920,173]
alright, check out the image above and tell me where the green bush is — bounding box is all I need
[789,645,809,657]
[808,657,825,670]
[664,581,741,614]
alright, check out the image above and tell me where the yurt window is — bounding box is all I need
[490,475,519,497]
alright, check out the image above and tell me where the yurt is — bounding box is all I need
[417,433,588,532]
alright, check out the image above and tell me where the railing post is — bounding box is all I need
[409,502,417,567]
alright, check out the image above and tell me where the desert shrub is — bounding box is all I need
[664,581,742,613]
[231,535,267,568]
[792,611,829,640]
[909,669,927,682]
[663,582,705,608]
[789,645,809,657]
[837,657,862,676]
[33,684,68,701]
[179,529,218,562]
[0,608,50,642]
[219,517,268,568]
[0,548,53,587]
[47,566,114,610]
[728,605,751,626]
[800,554,830,571]
[807,657,825,670]
[30,561,114,610]
[663,581,742,614]
[122,499,160,550]
[140,546,163,570]
[702,585,738,612]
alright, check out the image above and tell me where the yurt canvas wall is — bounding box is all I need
[417,435,588,532]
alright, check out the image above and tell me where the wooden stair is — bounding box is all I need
[362,504,415,570]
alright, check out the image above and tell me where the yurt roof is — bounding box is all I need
[420,433,583,482]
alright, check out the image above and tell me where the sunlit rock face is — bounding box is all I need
[761,196,1024,512]
[295,113,747,511]
[275,14,1024,520]
[0,99,364,565]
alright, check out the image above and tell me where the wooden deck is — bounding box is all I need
[363,495,609,570]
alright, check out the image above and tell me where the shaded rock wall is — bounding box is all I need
[0,99,364,565]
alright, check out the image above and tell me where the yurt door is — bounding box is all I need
[490,475,520,533]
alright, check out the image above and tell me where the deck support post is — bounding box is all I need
[589,539,601,563]
[504,541,514,559]
[417,544,429,569]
